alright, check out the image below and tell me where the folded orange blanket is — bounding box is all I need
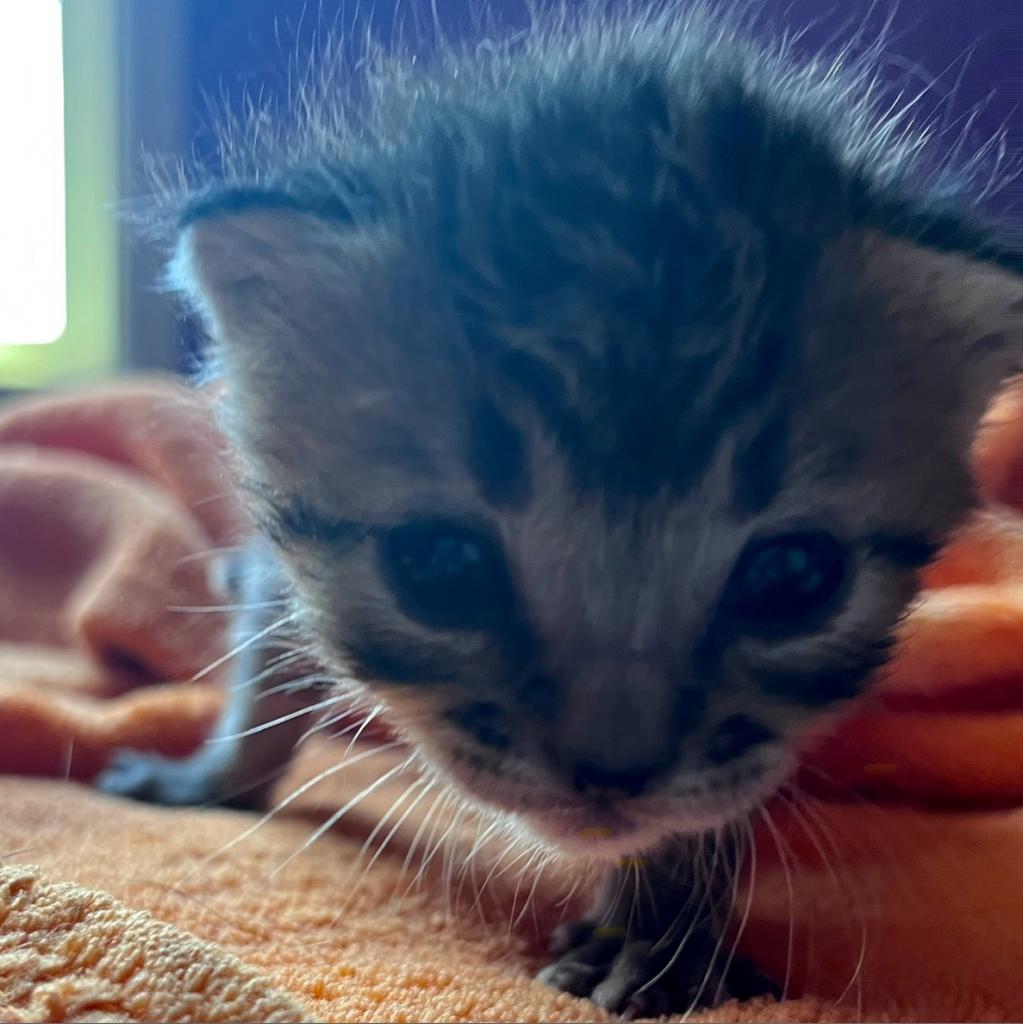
[3,376,1023,1022]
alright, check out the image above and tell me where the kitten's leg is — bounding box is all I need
[98,546,323,809]
[537,836,776,1017]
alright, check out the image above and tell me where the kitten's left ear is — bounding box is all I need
[856,229,1022,437]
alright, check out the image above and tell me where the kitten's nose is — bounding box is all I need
[556,659,678,800]
[570,760,660,799]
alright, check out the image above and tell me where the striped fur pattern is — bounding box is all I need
[172,4,1022,857]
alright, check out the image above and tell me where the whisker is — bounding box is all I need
[505,842,544,937]
[317,773,433,931]
[455,815,506,915]
[350,775,436,892]
[167,599,289,614]
[469,834,532,916]
[175,544,250,567]
[267,753,416,879]
[61,736,75,783]
[625,855,642,937]
[711,816,758,1007]
[262,673,352,699]
[605,857,632,925]
[554,870,586,922]
[191,612,297,682]
[415,794,461,892]
[682,823,748,1019]
[135,878,263,936]
[205,692,347,743]
[298,701,377,747]
[645,836,724,996]
[394,786,450,900]
[440,802,473,920]
[180,740,403,884]
[194,760,294,810]
[510,845,551,934]
[1,845,42,862]
[781,786,870,1016]
[230,648,314,693]
[756,803,797,1002]
[264,647,313,670]
[342,704,388,757]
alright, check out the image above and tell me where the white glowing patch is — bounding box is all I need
[0,1,66,345]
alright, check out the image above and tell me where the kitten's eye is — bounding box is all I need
[382,519,512,628]
[725,531,847,630]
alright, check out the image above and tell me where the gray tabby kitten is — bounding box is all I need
[101,5,1023,1015]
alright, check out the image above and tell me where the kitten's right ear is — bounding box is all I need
[170,184,380,359]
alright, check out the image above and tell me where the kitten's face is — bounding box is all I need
[176,45,1021,859]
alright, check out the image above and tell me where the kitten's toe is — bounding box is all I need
[537,924,622,995]
[97,748,263,809]
[536,957,606,998]
[538,919,775,1017]
[589,939,670,1015]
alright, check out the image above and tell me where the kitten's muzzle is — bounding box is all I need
[570,758,665,800]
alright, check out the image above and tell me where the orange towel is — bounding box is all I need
[2,375,1023,1022]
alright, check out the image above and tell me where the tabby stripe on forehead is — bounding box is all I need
[467,398,532,508]
[493,325,789,506]
[730,407,789,515]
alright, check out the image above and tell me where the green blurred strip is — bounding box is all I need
[0,0,119,389]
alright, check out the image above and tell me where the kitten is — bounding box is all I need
[100,5,1023,1014]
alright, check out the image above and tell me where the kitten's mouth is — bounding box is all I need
[522,791,762,859]
[445,760,791,860]
[523,804,667,859]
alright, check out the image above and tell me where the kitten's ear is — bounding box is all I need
[854,230,1022,439]
[170,189,367,353]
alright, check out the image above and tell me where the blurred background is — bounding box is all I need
[0,0,1019,392]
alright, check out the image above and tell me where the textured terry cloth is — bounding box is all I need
[2,376,1023,1021]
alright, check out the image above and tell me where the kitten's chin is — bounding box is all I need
[445,764,792,862]
[519,806,698,860]
[518,786,775,861]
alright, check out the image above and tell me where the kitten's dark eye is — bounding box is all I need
[725,531,847,630]
[381,519,512,628]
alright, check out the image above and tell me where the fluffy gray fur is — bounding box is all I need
[103,3,1022,1014]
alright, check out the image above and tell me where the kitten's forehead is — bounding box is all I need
[184,11,1021,545]
[507,434,736,649]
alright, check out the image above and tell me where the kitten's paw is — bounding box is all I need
[97,748,265,810]
[537,919,776,1018]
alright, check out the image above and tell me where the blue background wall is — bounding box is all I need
[182,0,1021,167]
[168,0,1019,367]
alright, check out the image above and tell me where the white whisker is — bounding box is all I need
[506,842,545,937]
[181,740,403,883]
[395,786,449,896]
[354,775,436,886]
[230,648,313,692]
[268,752,416,879]
[298,701,376,746]
[167,599,289,613]
[511,847,553,934]
[342,704,387,756]
[191,612,297,681]
[712,816,758,1008]
[757,803,796,1002]
[206,692,346,742]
